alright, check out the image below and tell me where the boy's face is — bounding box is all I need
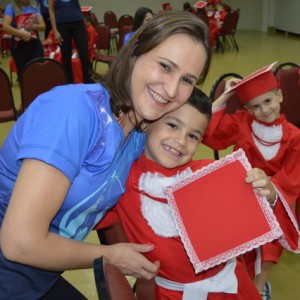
[144,104,209,169]
[245,89,283,123]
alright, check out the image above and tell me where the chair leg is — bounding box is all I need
[232,35,239,51]
[214,150,220,160]
[216,36,224,54]
[10,69,13,87]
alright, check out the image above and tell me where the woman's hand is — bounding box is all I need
[245,168,277,205]
[53,30,63,45]
[20,30,31,42]
[103,243,160,279]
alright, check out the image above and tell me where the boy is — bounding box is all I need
[202,63,300,299]
[96,87,299,299]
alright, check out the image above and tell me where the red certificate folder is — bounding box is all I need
[164,149,283,273]
[15,13,38,40]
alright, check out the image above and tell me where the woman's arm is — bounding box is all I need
[0,159,159,279]
[27,14,45,32]
[48,0,62,45]
[2,15,31,41]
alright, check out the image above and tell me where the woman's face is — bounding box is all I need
[131,34,207,123]
[143,12,153,25]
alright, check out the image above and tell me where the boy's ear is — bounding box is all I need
[277,88,283,103]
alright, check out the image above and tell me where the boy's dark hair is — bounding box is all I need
[183,2,192,11]
[187,87,212,122]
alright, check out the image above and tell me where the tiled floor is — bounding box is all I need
[1,29,300,299]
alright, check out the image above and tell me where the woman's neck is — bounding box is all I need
[115,111,137,139]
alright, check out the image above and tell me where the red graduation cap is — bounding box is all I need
[81,6,93,16]
[226,62,278,104]
[193,1,208,9]
[164,149,282,273]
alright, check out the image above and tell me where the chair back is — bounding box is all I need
[0,67,18,122]
[118,15,134,30]
[217,9,240,52]
[90,12,99,28]
[104,10,119,30]
[118,25,132,50]
[94,257,136,300]
[196,11,209,26]
[274,62,300,128]
[19,57,68,112]
[209,72,243,159]
[94,23,110,52]
[210,72,244,114]
[221,9,239,35]
[96,223,156,300]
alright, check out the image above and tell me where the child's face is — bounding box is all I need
[245,89,283,123]
[144,104,209,169]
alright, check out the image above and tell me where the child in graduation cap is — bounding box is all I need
[96,87,300,300]
[202,62,300,299]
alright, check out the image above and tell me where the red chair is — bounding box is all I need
[104,10,119,54]
[93,23,116,71]
[274,62,300,128]
[94,257,136,300]
[0,27,11,58]
[274,62,300,226]
[96,222,155,300]
[0,67,20,122]
[19,57,68,113]
[117,25,132,50]
[216,9,240,53]
[118,15,134,30]
[90,12,99,28]
[9,57,18,86]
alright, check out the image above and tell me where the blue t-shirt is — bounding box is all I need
[4,3,41,19]
[0,83,145,299]
[54,0,83,23]
[123,31,134,44]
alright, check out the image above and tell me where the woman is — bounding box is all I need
[2,0,45,77]
[123,7,153,44]
[48,0,91,83]
[0,10,211,299]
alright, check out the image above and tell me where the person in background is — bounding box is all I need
[183,2,196,14]
[2,0,45,77]
[82,11,98,62]
[36,0,50,39]
[0,11,211,299]
[202,63,300,300]
[96,87,300,299]
[158,2,172,13]
[48,0,91,83]
[123,7,153,45]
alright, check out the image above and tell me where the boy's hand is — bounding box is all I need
[224,78,241,92]
[245,168,277,205]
